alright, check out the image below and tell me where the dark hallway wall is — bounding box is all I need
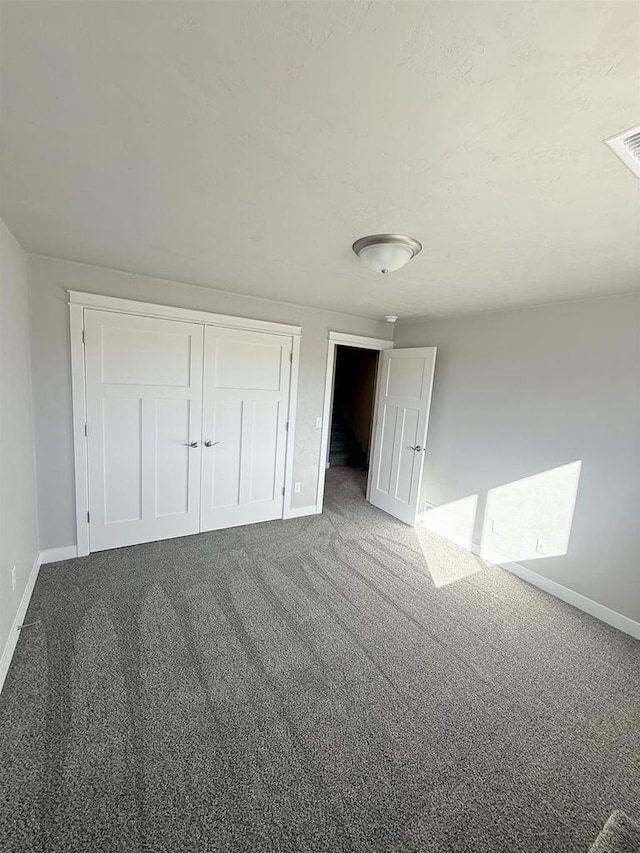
[330,346,378,466]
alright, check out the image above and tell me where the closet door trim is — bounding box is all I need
[68,291,302,337]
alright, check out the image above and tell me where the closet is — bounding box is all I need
[71,295,300,554]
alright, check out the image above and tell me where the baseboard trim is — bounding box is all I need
[487,553,640,641]
[0,551,42,694]
[39,545,78,564]
[421,502,639,640]
[284,505,319,520]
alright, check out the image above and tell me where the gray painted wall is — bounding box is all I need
[395,294,640,622]
[0,221,39,658]
[28,254,392,550]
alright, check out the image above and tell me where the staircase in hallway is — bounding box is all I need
[329,411,367,468]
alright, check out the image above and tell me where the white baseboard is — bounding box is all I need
[40,545,78,564]
[284,505,319,520]
[487,552,640,641]
[0,552,42,694]
[421,502,639,640]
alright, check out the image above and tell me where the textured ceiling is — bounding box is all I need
[1,1,638,320]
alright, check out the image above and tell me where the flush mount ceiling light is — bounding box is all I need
[352,234,422,274]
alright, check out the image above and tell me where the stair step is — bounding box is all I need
[329,454,351,467]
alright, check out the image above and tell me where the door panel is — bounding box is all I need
[395,407,420,504]
[385,357,425,398]
[376,405,398,495]
[85,310,203,551]
[100,324,193,387]
[102,396,143,524]
[154,398,191,517]
[214,338,284,390]
[369,348,436,525]
[209,399,243,509]
[201,327,291,531]
[247,401,280,503]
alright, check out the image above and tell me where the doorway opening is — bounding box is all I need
[316,333,394,515]
[329,345,379,471]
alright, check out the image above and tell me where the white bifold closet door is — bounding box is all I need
[200,326,292,531]
[84,309,204,551]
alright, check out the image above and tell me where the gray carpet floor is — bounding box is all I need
[1,467,639,852]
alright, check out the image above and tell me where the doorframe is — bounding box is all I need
[68,291,303,556]
[315,332,394,514]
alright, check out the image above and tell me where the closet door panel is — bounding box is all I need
[209,400,243,509]
[246,400,280,504]
[201,327,292,531]
[85,309,203,551]
[102,396,143,524]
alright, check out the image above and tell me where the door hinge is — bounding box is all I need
[290,352,293,363]
[285,421,289,431]
[87,511,90,523]
[84,422,88,437]
[82,330,85,344]
[282,486,285,496]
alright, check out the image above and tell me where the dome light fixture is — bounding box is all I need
[352,234,422,274]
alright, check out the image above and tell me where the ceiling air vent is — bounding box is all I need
[604,124,640,178]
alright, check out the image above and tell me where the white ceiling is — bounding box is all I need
[1,1,638,320]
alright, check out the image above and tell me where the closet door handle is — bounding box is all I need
[409,445,423,452]
[204,440,220,447]
[189,441,199,448]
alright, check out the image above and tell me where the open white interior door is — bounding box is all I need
[368,347,437,525]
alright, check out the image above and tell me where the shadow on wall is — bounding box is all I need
[418,461,582,588]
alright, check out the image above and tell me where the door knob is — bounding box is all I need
[204,440,220,447]
[410,445,423,452]
[189,440,199,448]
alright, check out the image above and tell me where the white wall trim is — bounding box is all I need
[421,503,639,640]
[69,302,90,557]
[316,331,393,514]
[283,335,301,520]
[68,291,303,336]
[40,545,78,564]
[328,331,394,350]
[493,554,640,641]
[0,552,41,695]
[285,505,319,519]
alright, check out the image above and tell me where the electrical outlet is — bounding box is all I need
[491,519,503,535]
[315,417,322,429]
[11,565,16,591]
[294,481,301,493]
[535,538,548,556]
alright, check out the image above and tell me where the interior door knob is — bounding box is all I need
[189,440,199,448]
[204,440,220,447]
[410,445,423,452]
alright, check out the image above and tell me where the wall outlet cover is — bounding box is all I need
[491,519,503,535]
[294,482,301,493]
[536,538,549,555]
[11,565,17,591]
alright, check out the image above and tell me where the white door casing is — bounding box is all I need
[368,347,437,526]
[84,309,204,551]
[200,326,292,531]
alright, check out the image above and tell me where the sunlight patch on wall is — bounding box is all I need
[421,494,478,550]
[416,462,582,587]
[480,461,582,564]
